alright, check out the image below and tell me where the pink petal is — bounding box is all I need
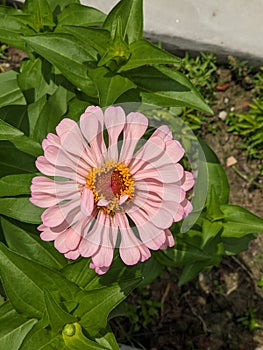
[116,213,151,265]
[181,171,195,191]
[78,212,105,257]
[40,228,61,241]
[65,220,84,251]
[80,187,94,216]
[181,199,193,217]
[173,204,186,222]
[56,118,77,137]
[160,229,175,249]
[54,231,69,253]
[104,106,126,161]
[80,106,106,165]
[42,133,60,150]
[41,198,80,227]
[165,139,185,163]
[64,250,80,260]
[134,163,184,184]
[119,112,148,162]
[129,136,165,174]
[126,210,165,250]
[152,125,173,141]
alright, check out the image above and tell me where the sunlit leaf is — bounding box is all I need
[103,0,143,44]
[57,4,106,27]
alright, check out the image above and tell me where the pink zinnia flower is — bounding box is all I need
[30,106,194,274]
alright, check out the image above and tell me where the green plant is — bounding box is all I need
[227,98,263,160]
[238,308,261,331]
[173,52,217,130]
[177,52,217,103]
[0,0,262,349]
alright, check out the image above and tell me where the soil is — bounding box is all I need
[1,47,263,350]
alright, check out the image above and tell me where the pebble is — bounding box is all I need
[218,111,228,121]
[226,156,237,167]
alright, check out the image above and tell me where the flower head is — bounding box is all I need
[30,106,194,274]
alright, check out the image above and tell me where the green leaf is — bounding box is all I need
[32,85,70,142]
[118,39,180,72]
[62,322,108,350]
[0,141,36,177]
[0,9,35,50]
[1,218,67,269]
[0,105,28,135]
[23,0,55,32]
[103,0,143,44]
[17,58,57,104]
[199,139,230,205]
[0,119,42,157]
[0,174,35,197]
[59,26,110,57]
[28,95,47,137]
[95,327,119,350]
[0,243,81,318]
[0,70,26,109]
[125,66,213,113]
[25,33,97,96]
[89,66,136,106]
[20,325,67,350]
[44,290,76,334]
[57,4,106,27]
[0,198,43,224]
[62,258,98,291]
[75,279,141,336]
[222,235,255,255]
[46,0,79,13]
[221,205,263,237]
[0,303,37,350]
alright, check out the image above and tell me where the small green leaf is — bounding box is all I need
[0,10,35,50]
[221,205,263,237]
[25,33,97,96]
[57,4,106,27]
[118,39,180,72]
[0,141,36,177]
[0,119,42,157]
[0,174,35,197]
[222,235,255,255]
[0,105,28,135]
[199,139,230,205]
[46,0,79,13]
[0,303,37,350]
[0,198,43,224]
[59,26,110,57]
[18,58,57,104]
[0,70,26,109]
[23,0,55,32]
[1,218,67,269]
[32,85,70,143]
[75,279,141,336]
[89,67,136,106]
[103,0,143,44]
[44,290,76,334]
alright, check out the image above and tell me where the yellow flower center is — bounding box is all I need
[86,160,134,215]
